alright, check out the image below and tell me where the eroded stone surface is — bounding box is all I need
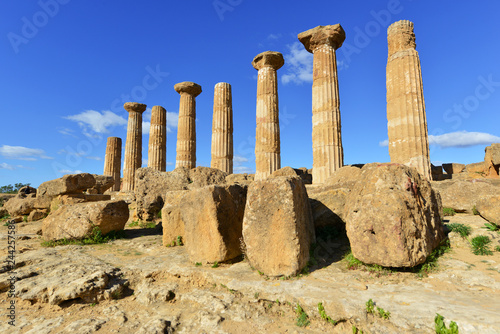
[148,105,167,172]
[211,82,233,174]
[103,137,122,191]
[122,102,147,192]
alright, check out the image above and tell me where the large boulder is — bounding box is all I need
[162,190,188,246]
[135,167,227,221]
[442,163,465,175]
[181,184,247,263]
[432,179,500,213]
[242,176,315,277]
[476,195,500,224]
[485,143,500,165]
[225,173,254,185]
[3,194,37,216]
[271,166,312,184]
[88,175,115,194]
[37,173,96,197]
[465,162,489,179]
[42,200,129,241]
[344,163,445,267]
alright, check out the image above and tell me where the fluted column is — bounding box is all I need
[211,82,233,174]
[252,51,284,181]
[103,137,122,191]
[122,102,146,192]
[148,105,167,171]
[386,20,431,180]
[175,82,202,169]
[299,24,346,184]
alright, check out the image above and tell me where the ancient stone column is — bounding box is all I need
[386,20,431,180]
[252,51,284,181]
[103,137,122,191]
[175,82,202,169]
[299,24,345,184]
[122,102,147,192]
[148,105,167,171]
[211,82,233,174]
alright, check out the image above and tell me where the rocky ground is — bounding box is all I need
[0,212,499,334]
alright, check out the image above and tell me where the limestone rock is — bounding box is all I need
[42,200,129,241]
[37,173,96,197]
[135,279,177,305]
[442,163,465,175]
[162,190,188,246]
[345,163,445,267]
[432,179,500,213]
[137,318,175,334]
[226,173,254,185]
[476,195,500,224]
[306,184,349,229]
[18,185,37,196]
[183,184,247,263]
[0,247,127,305]
[88,174,115,194]
[431,164,444,181]
[485,143,500,165]
[3,195,37,216]
[465,161,489,178]
[135,167,227,220]
[242,176,315,276]
[28,209,47,222]
[324,165,362,187]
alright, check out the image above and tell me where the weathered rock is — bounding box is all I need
[242,176,315,276]
[225,173,254,185]
[135,279,177,305]
[306,184,349,229]
[465,161,489,178]
[162,190,188,246]
[485,143,500,165]
[345,163,445,267]
[431,164,444,181]
[324,165,362,187]
[476,195,500,224]
[137,318,175,334]
[442,163,465,175]
[88,175,115,194]
[18,185,37,196]
[135,167,227,220]
[3,195,37,216]
[28,209,47,222]
[0,207,7,218]
[42,200,129,241]
[37,173,96,197]
[183,184,247,263]
[432,179,500,213]
[0,247,127,305]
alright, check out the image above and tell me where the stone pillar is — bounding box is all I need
[386,20,431,180]
[122,102,147,192]
[175,82,202,169]
[252,51,284,181]
[103,137,122,191]
[298,24,346,184]
[211,82,233,174]
[148,105,167,171]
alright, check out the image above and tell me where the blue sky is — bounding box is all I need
[1,0,500,187]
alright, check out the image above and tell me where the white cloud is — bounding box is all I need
[65,110,127,134]
[58,127,78,138]
[429,131,500,148]
[142,107,179,135]
[267,33,282,40]
[166,161,174,166]
[233,155,249,163]
[234,166,254,174]
[281,42,313,85]
[379,131,500,148]
[0,145,52,161]
[0,162,16,170]
[85,156,102,161]
[58,169,83,174]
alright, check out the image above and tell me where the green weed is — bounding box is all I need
[434,313,459,334]
[195,262,202,267]
[443,208,456,216]
[41,226,126,247]
[295,303,310,327]
[470,235,493,255]
[472,205,479,215]
[446,223,471,238]
[366,299,390,319]
[211,261,219,268]
[482,222,500,232]
[318,302,337,325]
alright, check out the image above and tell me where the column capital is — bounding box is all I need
[298,24,346,53]
[123,102,147,113]
[174,81,202,97]
[252,51,284,71]
[387,20,416,54]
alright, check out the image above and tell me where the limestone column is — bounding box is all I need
[252,51,284,181]
[103,137,122,191]
[148,105,167,171]
[174,82,202,169]
[298,24,346,184]
[122,102,147,192]
[386,20,431,179]
[211,82,233,174]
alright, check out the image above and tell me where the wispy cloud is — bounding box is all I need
[232,155,252,174]
[142,107,179,135]
[65,110,127,135]
[85,156,102,161]
[58,127,78,138]
[379,131,500,148]
[233,155,249,163]
[0,145,52,161]
[58,169,83,174]
[234,166,254,174]
[0,162,16,170]
[281,42,313,85]
[267,33,282,40]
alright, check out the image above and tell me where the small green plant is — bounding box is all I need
[41,226,126,247]
[443,207,456,216]
[377,307,391,320]
[254,292,259,299]
[446,223,471,238]
[344,251,364,270]
[365,299,375,314]
[416,239,451,276]
[156,210,162,219]
[352,325,364,334]
[3,221,10,226]
[111,290,122,300]
[22,215,28,222]
[211,261,219,268]
[495,246,500,252]
[434,313,459,334]
[295,303,310,327]
[472,205,479,215]
[176,235,183,246]
[318,302,337,325]
[366,299,390,319]
[482,222,500,232]
[195,262,202,267]
[470,235,493,255]
[90,302,97,307]
[0,212,10,220]
[128,221,139,227]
